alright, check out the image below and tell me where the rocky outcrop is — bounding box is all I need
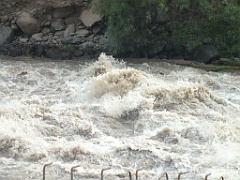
[51,18,66,31]
[193,44,219,64]
[0,0,224,62]
[0,25,14,45]
[80,8,102,27]
[16,12,40,35]
[63,24,76,38]
[0,0,106,59]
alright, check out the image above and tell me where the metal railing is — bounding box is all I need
[42,163,225,180]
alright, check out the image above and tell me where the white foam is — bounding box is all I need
[0,54,240,179]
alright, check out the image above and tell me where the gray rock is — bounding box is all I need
[120,109,140,121]
[93,36,100,43]
[41,20,51,27]
[80,41,94,49]
[30,44,45,57]
[16,12,40,35]
[99,33,110,50]
[61,37,74,44]
[147,44,165,58]
[78,25,86,29]
[63,24,75,38]
[45,47,62,59]
[53,6,75,19]
[64,15,78,25]
[42,27,51,35]
[80,7,102,27]
[54,31,64,37]
[76,29,89,37]
[31,33,43,41]
[11,23,18,30]
[41,15,52,26]
[61,37,81,44]
[220,57,230,61]
[51,39,58,44]
[212,58,231,65]
[1,16,9,23]
[42,36,49,41]
[92,24,103,34]
[193,44,219,64]
[51,19,66,31]
[0,46,8,55]
[74,49,84,57]
[61,51,74,60]
[70,37,81,44]
[0,25,14,45]
[19,37,28,43]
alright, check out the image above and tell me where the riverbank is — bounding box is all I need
[1,0,238,64]
[0,0,108,59]
[1,54,240,75]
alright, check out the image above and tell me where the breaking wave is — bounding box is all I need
[0,53,240,179]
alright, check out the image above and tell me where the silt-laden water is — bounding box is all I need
[0,54,239,179]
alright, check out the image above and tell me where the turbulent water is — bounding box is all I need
[0,53,239,180]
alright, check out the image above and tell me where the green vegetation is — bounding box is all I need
[60,44,75,51]
[95,0,166,55]
[95,0,240,57]
[192,64,240,72]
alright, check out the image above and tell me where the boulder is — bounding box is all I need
[64,15,78,25]
[147,44,165,58]
[80,7,102,27]
[74,48,84,57]
[54,31,64,37]
[19,37,28,43]
[31,33,43,41]
[42,27,51,35]
[30,44,45,57]
[53,6,75,19]
[92,23,104,34]
[63,24,75,38]
[45,47,62,59]
[193,44,219,64]
[76,29,89,37]
[45,47,73,60]
[61,37,81,44]
[16,12,40,35]
[51,19,66,31]
[0,25,14,45]
[99,34,109,51]
[11,23,19,30]
[0,46,8,55]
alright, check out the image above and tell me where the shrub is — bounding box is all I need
[95,0,166,55]
[169,0,240,57]
[60,44,75,51]
[208,2,240,57]
[95,0,240,57]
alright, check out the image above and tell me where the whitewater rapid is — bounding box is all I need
[0,54,239,179]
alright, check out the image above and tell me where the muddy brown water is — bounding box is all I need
[0,54,239,179]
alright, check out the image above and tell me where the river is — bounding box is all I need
[0,53,239,180]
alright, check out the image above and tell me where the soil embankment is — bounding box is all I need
[0,0,107,59]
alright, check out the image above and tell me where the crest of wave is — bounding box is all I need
[86,68,146,98]
[141,81,229,108]
[103,90,154,118]
[83,54,233,118]
[83,53,126,76]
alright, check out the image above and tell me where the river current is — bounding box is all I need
[0,53,239,180]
